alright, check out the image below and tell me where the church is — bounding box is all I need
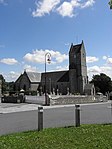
[15,41,90,95]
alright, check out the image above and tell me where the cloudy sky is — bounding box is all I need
[0,0,112,81]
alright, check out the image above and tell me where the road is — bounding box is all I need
[0,101,112,135]
[80,101,112,124]
[43,101,112,128]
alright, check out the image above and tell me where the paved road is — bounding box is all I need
[0,101,112,135]
[80,101,112,124]
[44,105,75,128]
[43,101,112,128]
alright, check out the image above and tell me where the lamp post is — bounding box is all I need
[45,52,51,105]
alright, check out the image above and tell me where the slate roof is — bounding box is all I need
[26,72,41,83]
[57,71,69,82]
[41,71,68,82]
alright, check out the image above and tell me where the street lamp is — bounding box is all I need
[45,52,51,105]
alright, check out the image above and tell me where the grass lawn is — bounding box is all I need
[0,124,112,149]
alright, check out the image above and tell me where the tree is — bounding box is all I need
[0,75,6,94]
[0,74,15,94]
[109,0,112,9]
[90,73,112,94]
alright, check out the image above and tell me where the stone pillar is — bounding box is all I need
[38,106,43,131]
[75,105,80,127]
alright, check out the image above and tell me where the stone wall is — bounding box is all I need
[51,95,107,105]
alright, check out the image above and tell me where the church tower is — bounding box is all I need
[69,41,88,94]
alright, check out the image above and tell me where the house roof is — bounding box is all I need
[41,70,68,82]
[26,72,41,82]
[57,71,69,82]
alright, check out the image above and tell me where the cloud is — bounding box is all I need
[87,65,112,81]
[32,0,60,17]
[81,0,95,8]
[57,2,74,17]
[57,0,81,17]
[4,71,20,82]
[23,64,39,72]
[103,56,112,65]
[49,65,68,72]
[24,49,68,64]
[102,56,107,60]
[88,65,101,73]
[32,0,95,18]
[86,56,99,63]
[87,55,112,80]
[0,58,18,65]
[3,65,39,81]
[56,65,68,71]
[3,64,39,81]
[71,0,81,7]
[107,58,112,64]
